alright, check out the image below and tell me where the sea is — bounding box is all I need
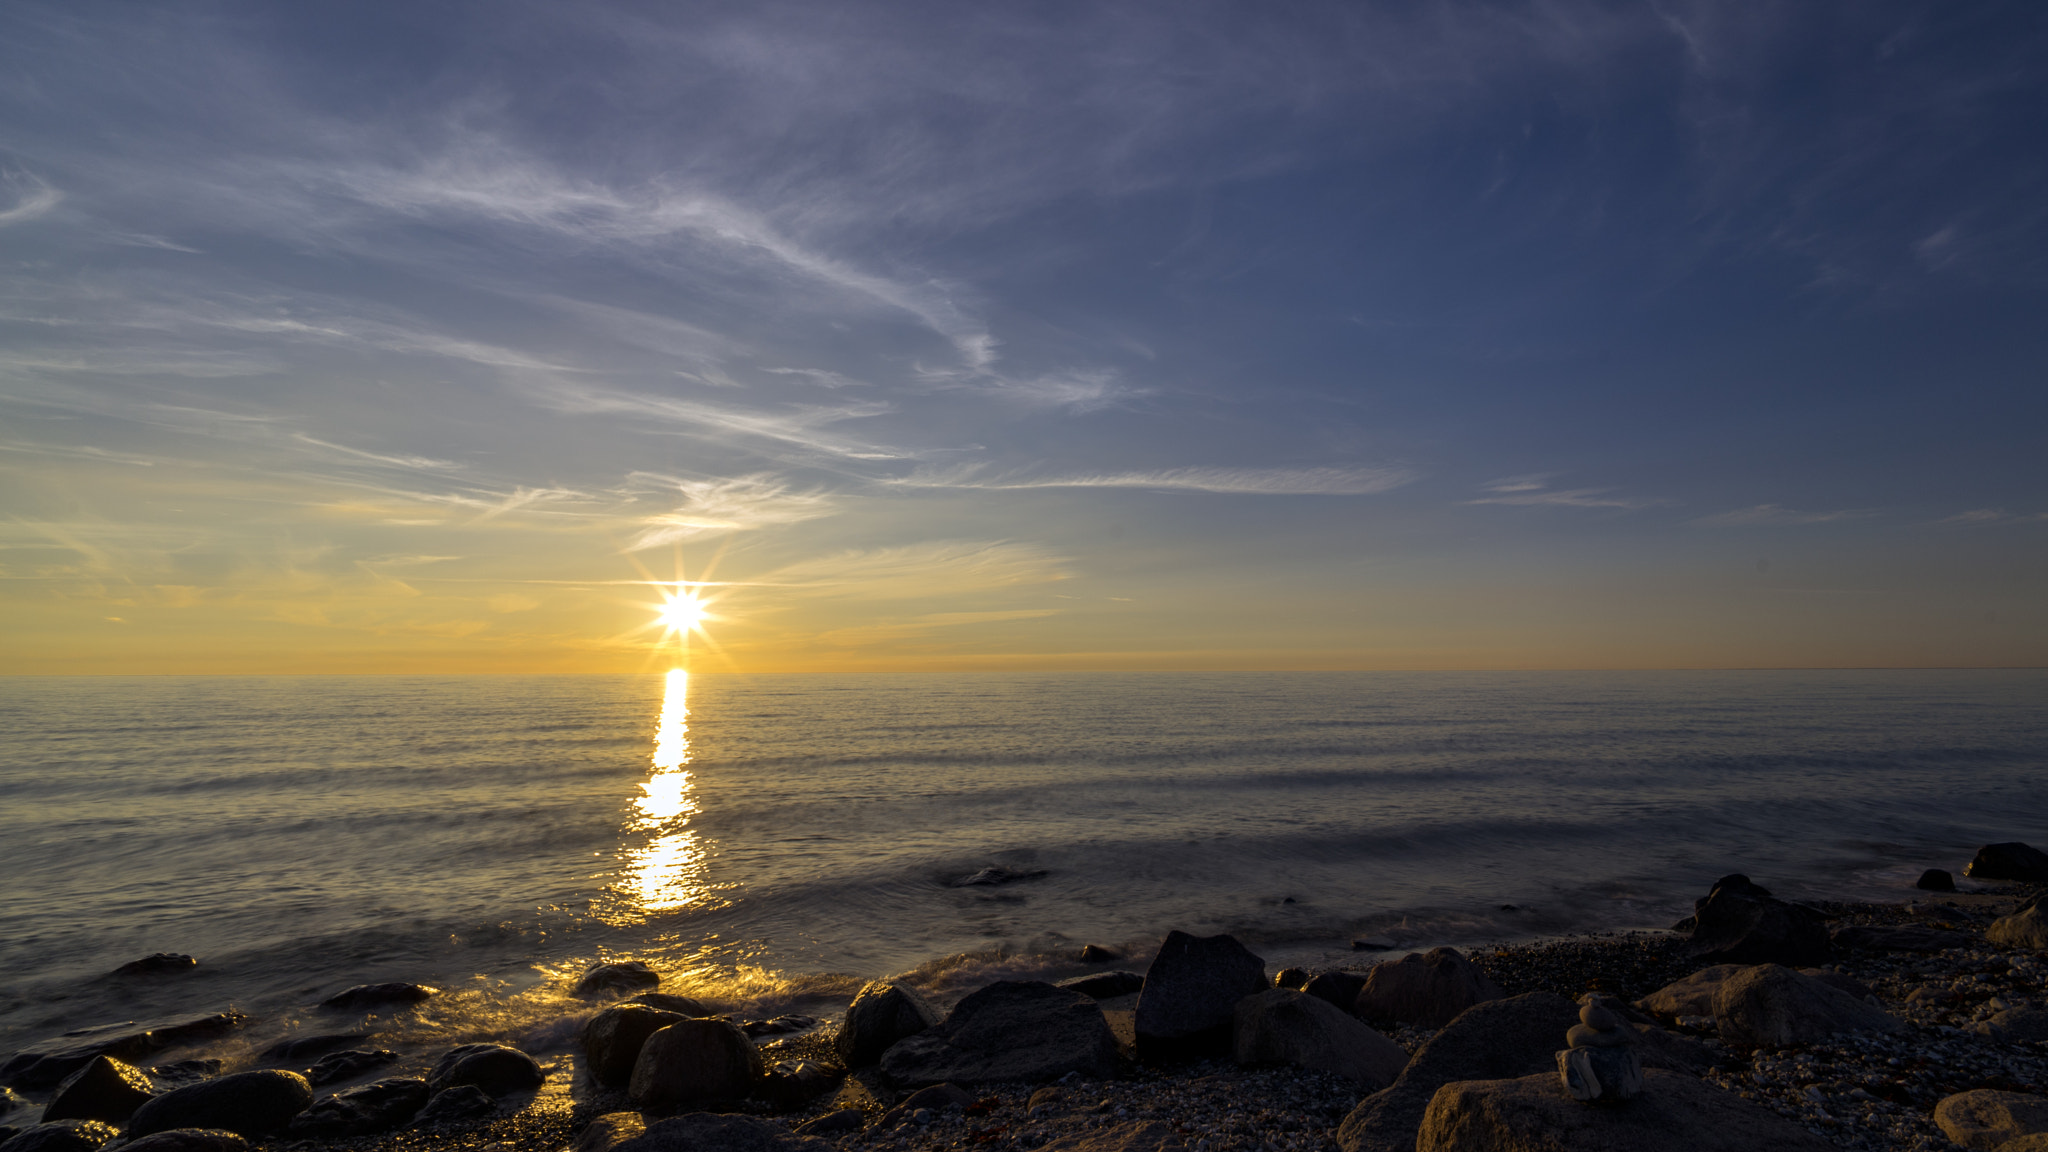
[2,669,2043,1063]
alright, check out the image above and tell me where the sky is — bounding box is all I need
[1,0,2044,674]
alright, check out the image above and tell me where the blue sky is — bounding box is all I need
[2,0,2043,671]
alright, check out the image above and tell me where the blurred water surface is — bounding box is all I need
[2,670,2043,1053]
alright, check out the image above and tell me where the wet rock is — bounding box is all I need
[1684,874,1832,967]
[1273,968,1310,990]
[1935,1088,2048,1150]
[260,1033,368,1063]
[586,1005,689,1087]
[1830,924,1974,952]
[1635,965,1747,1019]
[1231,989,1409,1089]
[4,1015,245,1091]
[756,1061,841,1110]
[146,1061,221,1089]
[1303,971,1369,1014]
[125,1071,313,1140]
[1133,931,1268,1057]
[739,1015,818,1037]
[117,1130,251,1152]
[576,1112,647,1152]
[285,1077,430,1137]
[42,1056,154,1125]
[317,983,438,1011]
[1710,963,1901,1046]
[880,980,1119,1086]
[949,866,1047,888]
[794,1109,865,1136]
[0,1120,120,1152]
[1415,1068,1834,1152]
[1054,972,1144,1000]
[1335,992,1579,1152]
[0,1089,23,1117]
[1916,868,1958,892]
[629,1018,764,1109]
[425,1043,544,1097]
[834,982,943,1069]
[879,1083,974,1127]
[1989,898,2048,950]
[1077,945,1119,963]
[1037,1121,1186,1152]
[305,1049,398,1086]
[111,955,197,978]
[1966,842,2048,883]
[576,961,663,999]
[629,993,711,1016]
[611,1112,834,1152]
[412,1085,494,1127]
[1354,948,1505,1029]
[1979,1006,2048,1044]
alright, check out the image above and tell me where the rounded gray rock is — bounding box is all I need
[835,982,942,1069]
[1354,947,1505,1029]
[125,1070,313,1139]
[881,981,1120,1087]
[426,1044,544,1097]
[586,1005,689,1087]
[42,1056,153,1125]
[1133,931,1267,1053]
[629,1018,763,1109]
[1232,989,1409,1089]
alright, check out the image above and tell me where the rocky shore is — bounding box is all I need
[5,844,2047,1152]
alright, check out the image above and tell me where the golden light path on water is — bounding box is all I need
[617,668,710,919]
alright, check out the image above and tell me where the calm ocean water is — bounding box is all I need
[2,670,2044,1060]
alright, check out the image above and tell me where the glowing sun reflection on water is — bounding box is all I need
[610,669,711,920]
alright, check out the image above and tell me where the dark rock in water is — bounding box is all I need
[1303,971,1368,1015]
[0,1120,120,1152]
[1077,944,1118,964]
[740,1015,819,1037]
[1133,931,1267,1057]
[1684,874,1833,967]
[795,1109,866,1136]
[1916,868,1957,892]
[425,1044,544,1097]
[306,1050,398,1086]
[117,1131,250,1152]
[125,1071,313,1139]
[1232,989,1409,1089]
[629,1019,763,1110]
[1055,971,1144,1000]
[286,1077,430,1137]
[43,1056,154,1125]
[1419,1069,1835,1152]
[411,1085,494,1128]
[0,1088,26,1116]
[835,982,943,1069]
[1966,842,2048,883]
[1351,940,1394,952]
[1354,947,1505,1029]
[111,955,197,978]
[881,981,1119,1086]
[1831,924,1973,953]
[4,1015,246,1091]
[260,1034,368,1063]
[585,1006,689,1088]
[1273,968,1310,990]
[610,1112,835,1152]
[628,993,710,1016]
[576,961,663,999]
[147,1060,222,1088]
[949,867,1048,888]
[1335,992,1579,1152]
[318,983,437,1011]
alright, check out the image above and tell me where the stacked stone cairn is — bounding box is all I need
[1555,992,1642,1103]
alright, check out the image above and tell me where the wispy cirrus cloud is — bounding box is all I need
[1694,504,1874,527]
[0,172,62,228]
[767,540,1069,599]
[896,464,1415,496]
[1468,476,1656,509]
[621,472,838,550]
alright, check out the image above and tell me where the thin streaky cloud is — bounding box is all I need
[0,173,62,227]
[898,465,1415,496]
[1694,504,1874,527]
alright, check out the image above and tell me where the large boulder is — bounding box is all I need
[1415,1068,1834,1151]
[835,982,943,1069]
[1989,899,2048,951]
[1635,966,1746,1019]
[41,1056,153,1124]
[285,1078,430,1137]
[1303,972,1369,1014]
[629,1019,763,1110]
[1354,949,1505,1029]
[1966,843,2048,883]
[426,1044,544,1097]
[1231,989,1408,1088]
[1935,1090,2048,1150]
[0,1121,119,1152]
[1710,964,1901,1047]
[1684,875,1832,966]
[577,962,664,999]
[318,983,438,1011]
[587,1006,690,1087]
[880,981,1119,1087]
[306,1049,398,1085]
[1133,932,1267,1056]
[611,1112,834,1152]
[1336,992,1579,1152]
[125,1071,313,1139]
[117,1131,251,1152]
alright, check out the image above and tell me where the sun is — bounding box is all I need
[655,592,708,634]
